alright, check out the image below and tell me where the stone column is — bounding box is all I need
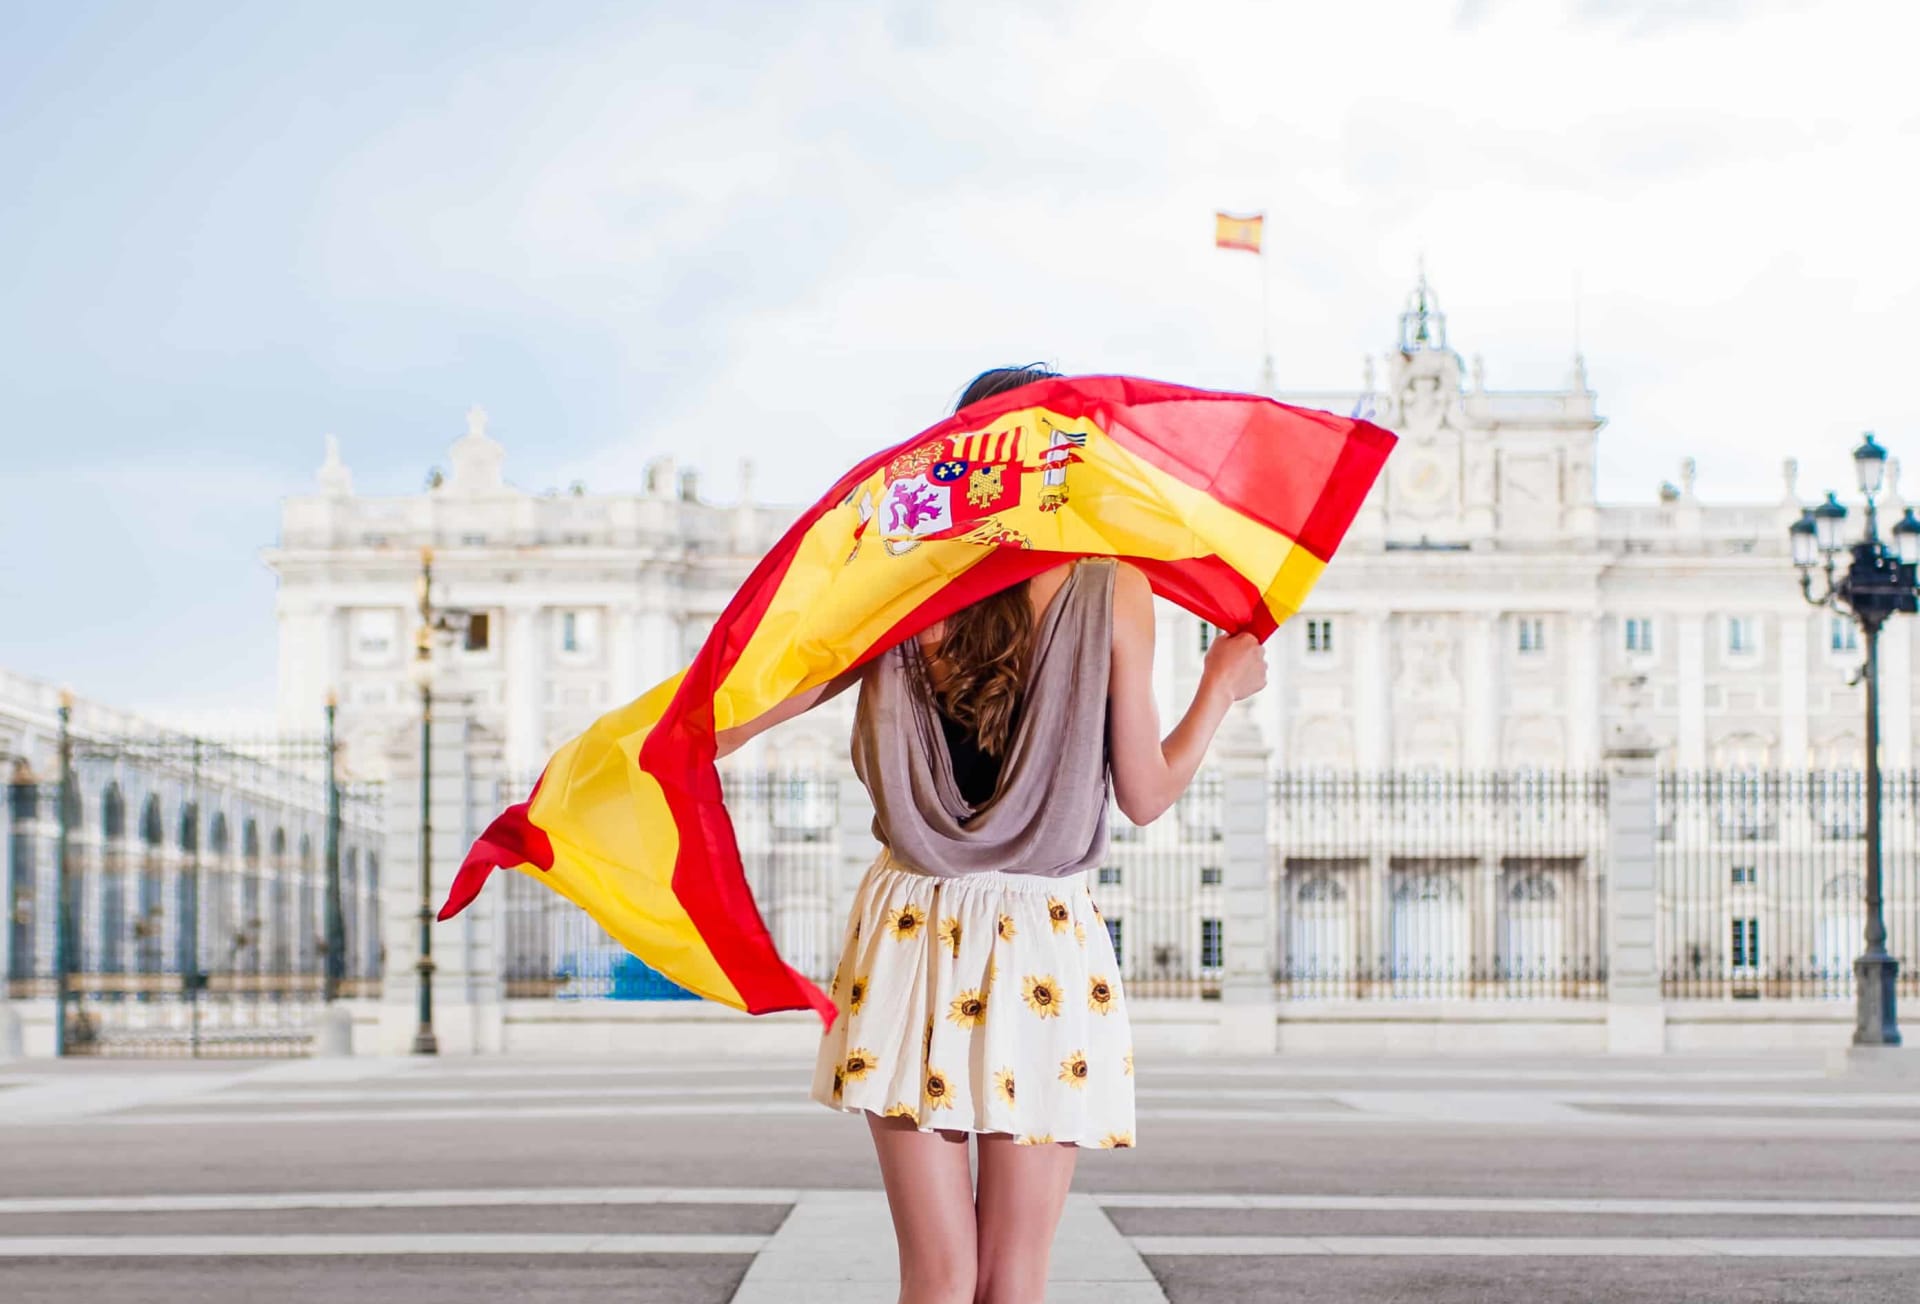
[1882,618,1913,768]
[1215,699,1276,1053]
[1464,611,1499,769]
[1677,613,1707,767]
[1354,613,1392,770]
[1780,612,1810,767]
[502,606,542,777]
[1604,727,1665,1054]
[378,691,506,1056]
[1566,613,1600,767]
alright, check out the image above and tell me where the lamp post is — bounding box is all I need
[408,545,470,1056]
[1791,432,1911,1049]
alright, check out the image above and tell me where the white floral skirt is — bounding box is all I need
[810,845,1136,1149]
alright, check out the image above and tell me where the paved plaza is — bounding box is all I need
[2,1050,1918,1303]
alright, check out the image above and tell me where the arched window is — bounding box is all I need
[140,795,163,847]
[208,812,229,857]
[1389,871,1469,985]
[243,819,260,865]
[178,802,200,853]
[1501,871,1564,981]
[1289,873,1352,986]
[102,784,126,840]
[270,827,287,861]
[1816,873,1865,982]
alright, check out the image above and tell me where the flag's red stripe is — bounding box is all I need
[438,771,551,921]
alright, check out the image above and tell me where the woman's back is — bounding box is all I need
[850,556,1117,876]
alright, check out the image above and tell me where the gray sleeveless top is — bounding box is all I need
[849,557,1117,878]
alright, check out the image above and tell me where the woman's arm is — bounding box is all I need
[714,664,866,759]
[1106,561,1267,825]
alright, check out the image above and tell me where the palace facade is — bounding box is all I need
[266,280,1905,780]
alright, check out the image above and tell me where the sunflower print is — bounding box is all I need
[923,1067,955,1111]
[853,917,861,941]
[1074,921,1086,946]
[1059,1050,1090,1088]
[948,988,986,1028]
[996,912,1017,942]
[1046,897,1071,933]
[1124,1049,1134,1076]
[848,975,868,1014]
[1022,973,1063,1018]
[1088,975,1115,1015]
[842,1048,879,1082]
[993,1067,1017,1108]
[1099,1132,1135,1149]
[984,955,999,990]
[938,915,963,958]
[887,902,927,941]
[831,1065,845,1100]
[922,1014,935,1060]
[1016,1133,1055,1146]
[883,1101,919,1121]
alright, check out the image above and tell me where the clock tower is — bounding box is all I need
[1359,271,1601,550]
[1378,272,1473,544]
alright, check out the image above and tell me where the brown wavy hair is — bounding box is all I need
[903,363,1061,757]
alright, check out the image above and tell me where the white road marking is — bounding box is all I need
[5,1185,1910,1220]
[729,1190,1167,1304]
[1129,1235,1920,1258]
[0,1233,768,1258]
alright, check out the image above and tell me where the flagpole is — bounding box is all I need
[1260,241,1275,393]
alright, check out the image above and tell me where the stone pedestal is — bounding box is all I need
[1604,730,1666,1054]
[1215,699,1277,1054]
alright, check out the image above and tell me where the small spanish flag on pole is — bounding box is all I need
[1214,211,1264,254]
[441,376,1394,1028]
[1214,210,1275,390]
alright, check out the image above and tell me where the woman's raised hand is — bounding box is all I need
[1201,630,1267,703]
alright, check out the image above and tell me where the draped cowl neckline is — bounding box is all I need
[849,557,1118,880]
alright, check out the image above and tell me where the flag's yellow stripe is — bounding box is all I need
[522,671,745,1008]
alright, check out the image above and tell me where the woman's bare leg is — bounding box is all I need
[972,1134,1078,1304]
[866,1112,978,1304]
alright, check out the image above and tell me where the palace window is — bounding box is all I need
[557,609,599,657]
[1200,864,1223,886]
[1624,617,1654,655]
[1306,618,1334,655]
[1517,617,1546,654]
[1727,616,1756,655]
[1198,619,1214,653]
[350,609,398,665]
[464,611,491,653]
[1730,917,1760,971]
[1731,864,1756,886]
[1200,917,1224,969]
[1105,916,1124,964]
[1830,616,1858,653]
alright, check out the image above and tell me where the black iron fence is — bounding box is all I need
[4,729,383,1056]
[1658,770,1920,1000]
[1269,771,1611,1000]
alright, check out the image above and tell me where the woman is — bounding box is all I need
[716,365,1268,1304]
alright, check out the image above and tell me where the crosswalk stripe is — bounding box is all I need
[0,1233,769,1258]
[1130,1236,1920,1258]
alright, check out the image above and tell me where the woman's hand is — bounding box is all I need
[1200,630,1267,704]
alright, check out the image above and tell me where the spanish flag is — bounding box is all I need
[1214,211,1264,254]
[439,376,1394,1029]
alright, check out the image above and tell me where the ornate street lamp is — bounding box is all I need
[409,544,471,1056]
[1791,431,1912,1049]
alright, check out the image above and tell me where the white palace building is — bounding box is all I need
[266,280,1901,784]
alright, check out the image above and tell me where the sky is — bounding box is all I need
[3,0,1917,727]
